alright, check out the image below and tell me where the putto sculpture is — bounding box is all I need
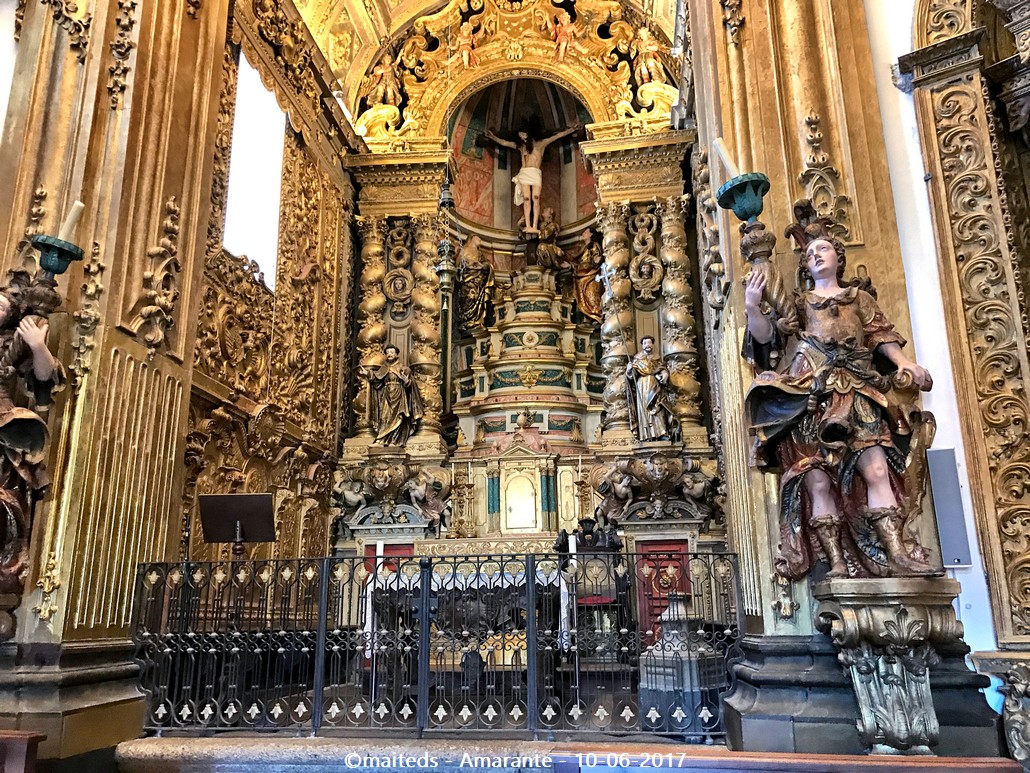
[741,199,936,580]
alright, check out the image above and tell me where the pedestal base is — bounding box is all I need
[723,632,1005,757]
[0,641,144,759]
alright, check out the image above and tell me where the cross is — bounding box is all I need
[595,261,632,352]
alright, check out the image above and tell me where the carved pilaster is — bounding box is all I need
[814,578,967,755]
[901,30,1030,646]
[410,213,443,438]
[656,195,702,427]
[354,215,387,433]
[597,201,632,432]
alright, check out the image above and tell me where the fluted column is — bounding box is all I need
[410,213,443,436]
[657,195,702,426]
[597,202,633,432]
[354,215,387,433]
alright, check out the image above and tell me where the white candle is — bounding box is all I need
[578,455,582,477]
[58,200,85,243]
[712,138,740,179]
[467,461,472,479]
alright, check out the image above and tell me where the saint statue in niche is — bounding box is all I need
[743,201,936,580]
[625,335,678,442]
[363,344,424,446]
[0,270,65,600]
[484,125,579,234]
[456,235,494,331]
[533,208,565,268]
[569,229,603,322]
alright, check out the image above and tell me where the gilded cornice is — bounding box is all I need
[346,150,449,216]
[899,27,985,86]
[580,128,696,203]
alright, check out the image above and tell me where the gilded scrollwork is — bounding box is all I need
[206,41,239,260]
[692,147,728,315]
[921,0,972,47]
[41,0,92,62]
[268,132,345,448]
[131,196,181,357]
[628,209,663,302]
[70,242,105,387]
[798,113,853,243]
[923,70,1030,638]
[182,401,335,561]
[194,250,272,399]
[107,0,137,109]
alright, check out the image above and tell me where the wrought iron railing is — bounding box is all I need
[132,551,741,740]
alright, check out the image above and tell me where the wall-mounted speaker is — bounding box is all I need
[927,448,973,568]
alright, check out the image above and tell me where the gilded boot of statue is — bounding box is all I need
[810,514,848,580]
[863,506,934,576]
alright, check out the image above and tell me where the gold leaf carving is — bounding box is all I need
[930,75,1030,635]
[107,0,136,109]
[70,242,105,387]
[132,196,182,357]
[41,0,92,61]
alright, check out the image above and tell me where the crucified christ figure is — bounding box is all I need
[484,126,579,233]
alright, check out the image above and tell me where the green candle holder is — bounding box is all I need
[716,172,771,223]
[30,234,84,280]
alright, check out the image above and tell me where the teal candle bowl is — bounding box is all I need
[30,234,84,278]
[716,172,771,222]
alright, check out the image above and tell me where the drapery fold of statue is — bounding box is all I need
[742,200,937,581]
[533,208,565,269]
[364,344,424,446]
[0,270,65,597]
[570,229,603,322]
[625,335,678,442]
[484,125,578,233]
[456,235,494,332]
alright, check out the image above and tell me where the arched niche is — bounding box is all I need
[447,77,596,232]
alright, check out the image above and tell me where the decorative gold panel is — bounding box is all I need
[66,343,184,639]
[904,22,1030,644]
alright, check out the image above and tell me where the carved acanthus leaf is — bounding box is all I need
[132,196,182,357]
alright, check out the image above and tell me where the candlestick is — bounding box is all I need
[58,200,85,243]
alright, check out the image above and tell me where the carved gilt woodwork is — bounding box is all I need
[182,401,334,561]
[904,13,1030,645]
[348,0,681,147]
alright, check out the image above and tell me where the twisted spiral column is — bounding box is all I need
[410,213,443,435]
[657,195,702,425]
[597,202,633,431]
[354,215,387,433]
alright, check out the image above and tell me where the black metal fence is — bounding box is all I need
[132,551,741,740]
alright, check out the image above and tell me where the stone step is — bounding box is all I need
[115,737,1021,773]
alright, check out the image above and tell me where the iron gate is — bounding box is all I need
[132,551,741,739]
